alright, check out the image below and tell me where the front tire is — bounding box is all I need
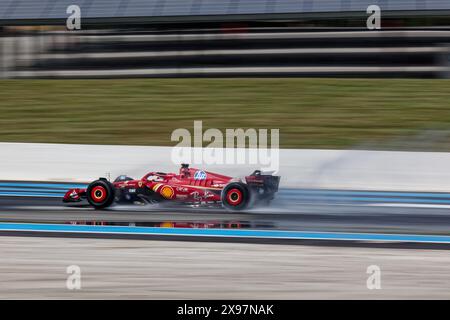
[221,182,251,211]
[86,179,115,209]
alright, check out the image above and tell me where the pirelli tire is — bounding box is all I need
[221,182,251,211]
[86,179,115,209]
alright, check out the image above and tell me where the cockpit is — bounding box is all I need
[114,175,134,182]
[144,172,167,182]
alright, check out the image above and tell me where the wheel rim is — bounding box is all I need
[91,186,107,202]
[226,188,243,206]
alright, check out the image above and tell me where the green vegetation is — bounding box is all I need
[1,78,450,149]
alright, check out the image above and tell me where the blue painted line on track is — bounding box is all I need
[0,182,87,189]
[0,222,450,243]
[282,189,450,198]
[0,187,67,193]
[0,182,85,198]
[281,196,450,204]
[0,192,63,198]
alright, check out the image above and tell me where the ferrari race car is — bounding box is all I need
[63,164,280,211]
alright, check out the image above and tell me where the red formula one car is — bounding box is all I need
[63,164,280,211]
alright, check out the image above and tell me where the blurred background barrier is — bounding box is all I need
[4,142,450,192]
[1,1,450,78]
[2,30,450,78]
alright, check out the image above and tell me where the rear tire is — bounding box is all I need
[86,179,115,209]
[221,182,251,211]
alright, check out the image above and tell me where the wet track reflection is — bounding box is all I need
[65,220,276,230]
[1,195,450,236]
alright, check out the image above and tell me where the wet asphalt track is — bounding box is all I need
[2,192,450,299]
[1,194,450,236]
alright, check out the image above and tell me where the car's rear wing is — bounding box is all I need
[245,170,280,193]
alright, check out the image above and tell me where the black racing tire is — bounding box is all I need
[221,182,251,211]
[86,179,115,209]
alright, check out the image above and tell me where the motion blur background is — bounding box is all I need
[3,1,450,300]
[1,0,450,151]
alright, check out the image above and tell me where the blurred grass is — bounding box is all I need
[1,78,450,149]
